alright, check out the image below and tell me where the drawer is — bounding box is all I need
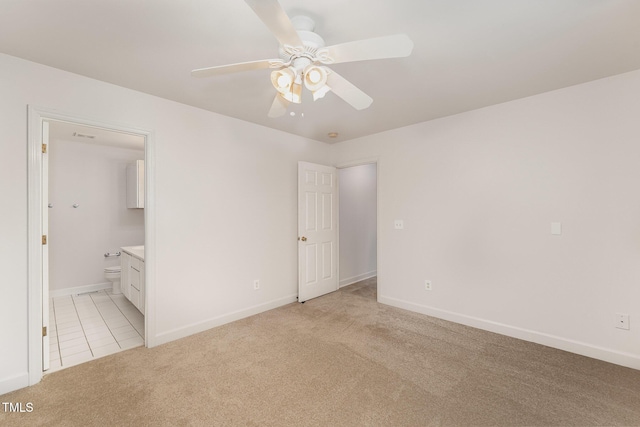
[130,266,140,290]
[129,286,140,311]
[130,256,141,271]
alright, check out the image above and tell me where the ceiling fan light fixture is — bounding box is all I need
[283,81,302,104]
[271,68,296,95]
[291,82,302,103]
[308,69,321,83]
[303,65,328,91]
[302,65,330,101]
[277,74,291,88]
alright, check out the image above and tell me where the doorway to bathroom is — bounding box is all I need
[44,120,146,371]
[27,106,155,386]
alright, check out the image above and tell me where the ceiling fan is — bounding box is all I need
[191,0,414,118]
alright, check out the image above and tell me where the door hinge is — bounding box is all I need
[42,235,47,245]
[42,143,47,154]
[42,326,47,337]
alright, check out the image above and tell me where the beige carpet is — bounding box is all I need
[2,277,640,426]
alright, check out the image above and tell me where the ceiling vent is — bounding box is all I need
[73,132,96,139]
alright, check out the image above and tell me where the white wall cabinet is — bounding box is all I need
[120,251,144,314]
[126,160,144,208]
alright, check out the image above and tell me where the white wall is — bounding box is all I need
[0,52,329,394]
[3,49,639,395]
[331,69,640,369]
[48,136,144,292]
[339,164,377,286]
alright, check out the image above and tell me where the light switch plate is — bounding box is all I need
[394,220,404,229]
[551,222,562,235]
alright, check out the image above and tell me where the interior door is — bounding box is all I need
[42,120,50,371]
[298,161,338,302]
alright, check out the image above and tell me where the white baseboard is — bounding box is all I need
[153,294,298,347]
[50,282,111,298]
[379,295,640,371]
[0,372,29,396]
[339,271,377,288]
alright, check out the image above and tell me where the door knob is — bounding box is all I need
[300,236,307,242]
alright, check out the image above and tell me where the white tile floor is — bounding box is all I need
[47,289,144,373]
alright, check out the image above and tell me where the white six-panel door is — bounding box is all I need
[298,162,338,302]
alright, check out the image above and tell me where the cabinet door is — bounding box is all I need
[140,260,145,315]
[128,260,144,314]
[120,253,131,299]
[136,160,145,208]
[126,160,144,208]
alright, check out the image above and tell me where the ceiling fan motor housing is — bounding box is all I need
[278,15,326,67]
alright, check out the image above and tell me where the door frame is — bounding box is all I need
[41,120,50,371]
[335,157,379,298]
[27,105,157,386]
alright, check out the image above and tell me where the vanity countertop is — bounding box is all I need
[121,245,144,261]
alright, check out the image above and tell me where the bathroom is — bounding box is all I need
[46,120,146,371]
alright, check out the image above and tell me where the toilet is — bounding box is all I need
[104,266,122,294]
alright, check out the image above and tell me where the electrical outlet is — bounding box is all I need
[424,280,432,291]
[394,220,404,229]
[253,279,260,290]
[615,313,630,330]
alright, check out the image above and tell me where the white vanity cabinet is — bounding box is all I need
[120,247,145,314]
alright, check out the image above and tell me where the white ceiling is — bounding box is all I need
[2,0,640,144]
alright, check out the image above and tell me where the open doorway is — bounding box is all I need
[27,106,155,387]
[338,162,378,300]
[45,120,146,372]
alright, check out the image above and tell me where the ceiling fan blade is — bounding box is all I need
[244,0,302,47]
[322,34,414,64]
[191,59,282,78]
[268,94,290,118]
[326,70,373,110]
